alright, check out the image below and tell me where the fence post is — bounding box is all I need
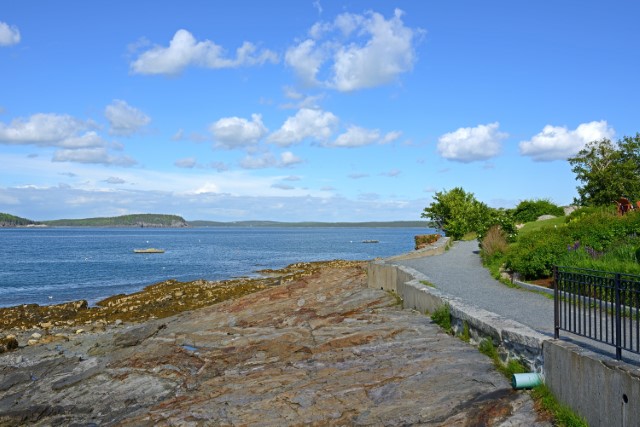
[615,273,622,360]
[554,266,559,339]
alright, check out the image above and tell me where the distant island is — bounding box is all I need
[0,212,428,228]
[43,214,189,228]
[189,220,429,228]
[0,213,41,227]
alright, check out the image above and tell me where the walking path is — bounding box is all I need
[396,240,554,336]
[394,240,640,364]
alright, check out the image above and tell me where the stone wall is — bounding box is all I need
[367,249,640,426]
[367,260,547,373]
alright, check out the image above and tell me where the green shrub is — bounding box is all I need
[476,208,518,243]
[566,210,626,252]
[511,199,565,223]
[565,205,616,223]
[431,303,451,331]
[505,228,572,279]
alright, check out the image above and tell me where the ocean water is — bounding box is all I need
[0,226,433,307]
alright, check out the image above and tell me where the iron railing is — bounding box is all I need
[554,266,640,360]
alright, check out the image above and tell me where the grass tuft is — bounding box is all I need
[531,383,588,427]
[430,303,452,332]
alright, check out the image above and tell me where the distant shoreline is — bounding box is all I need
[1,221,430,229]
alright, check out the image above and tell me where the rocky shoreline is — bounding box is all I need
[0,260,357,351]
[0,261,549,426]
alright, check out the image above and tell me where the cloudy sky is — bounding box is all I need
[1,1,638,221]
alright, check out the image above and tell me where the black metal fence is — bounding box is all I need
[554,266,640,360]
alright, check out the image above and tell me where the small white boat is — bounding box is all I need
[133,248,165,253]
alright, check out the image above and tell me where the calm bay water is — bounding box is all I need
[0,226,432,307]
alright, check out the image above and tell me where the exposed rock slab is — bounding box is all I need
[0,264,549,426]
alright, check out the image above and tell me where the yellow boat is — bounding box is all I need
[133,248,165,253]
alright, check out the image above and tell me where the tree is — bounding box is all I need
[568,134,640,206]
[421,187,490,240]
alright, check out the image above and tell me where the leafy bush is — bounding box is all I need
[505,228,572,279]
[476,208,518,243]
[566,209,636,252]
[562,240,640,275]
[511,199,565,223]
[506,209,640,278]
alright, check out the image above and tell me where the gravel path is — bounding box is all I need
[395,240,555,336]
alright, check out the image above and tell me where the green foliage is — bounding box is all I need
[504,359,528,376]
[43,214,187,227]
[420,280,436,288]
[431,303,452,332]
[460,321,471,342]
[476,208,518,243]
[505,228,572,279]
[0,212,38,226]
[478,339,498,359]
[506,209,640,278]
[565,205,616,223]
[421,187,516,242]
[531,384,588,427]
[517,216,565,237]
[478,339,527,377]
[421,187,491,240]
[511,199,564,223]
[568,134,640,206]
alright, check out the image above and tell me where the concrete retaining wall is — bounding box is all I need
[368,247,640,426]
[545,340,640,427]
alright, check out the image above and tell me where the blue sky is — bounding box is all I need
[1,1,638,221]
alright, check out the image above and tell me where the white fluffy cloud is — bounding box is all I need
[0,21,20,46]
[519,121,615,161]
[0,112,138,166]
[330,126,401,148]
[210,114,268,149]
[105,100,151,136]
[131,29,278,76]
[239,151,303,169]
[0,113,93,145]
[268,108,339,146]
[285,40,326,86]
[437,122,507,163]
[286,9,420,91]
